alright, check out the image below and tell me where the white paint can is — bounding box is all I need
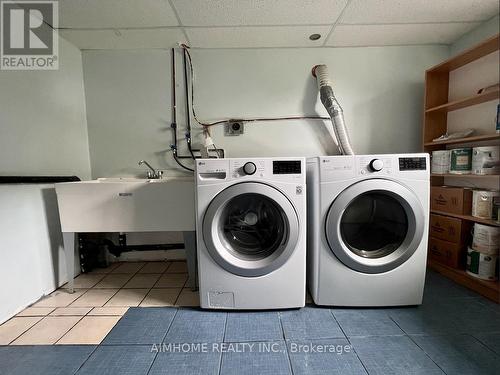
[472,190,500,219]
[472,223,499,254]
[450,148,472,174]
[467,247,498,281]
[493,197,500,223]
[472,146,500,175]
[431,150,450,174]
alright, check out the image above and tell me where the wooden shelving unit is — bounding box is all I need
[431,173,500,178]
[425,89,499,113]
[424,133,500,147]
[422,33,500,303]
[430,210,500,227]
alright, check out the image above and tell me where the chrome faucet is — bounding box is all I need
[138,160,163,179]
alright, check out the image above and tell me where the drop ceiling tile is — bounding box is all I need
[185,25,331,48]
[59,28,186,50]
[171,0,349,26]
[326,23,480,47]
[57,0,179,28]
[341,0,499,24]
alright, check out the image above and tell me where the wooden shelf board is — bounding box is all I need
[430,210,500,227]
[427,260,499,303]
[424,134,500,147]
[425,89,499,113]
[431,173,500,178]
[427,34,500,73]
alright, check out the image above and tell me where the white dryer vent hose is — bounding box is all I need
[312,64,354,155]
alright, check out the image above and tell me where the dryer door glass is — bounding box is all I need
[203,182,300,277]
[325,179,425,274]
[220,193,288,260]
[340,192,408,258]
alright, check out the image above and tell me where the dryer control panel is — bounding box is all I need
[357,156,394,176]
[398,157,427,171]
[315,153,429,182]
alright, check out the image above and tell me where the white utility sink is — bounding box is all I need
[95,177,190,183]
[55,176,195,233]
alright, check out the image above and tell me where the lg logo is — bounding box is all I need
[1,0,58,70]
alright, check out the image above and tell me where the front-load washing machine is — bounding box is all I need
[195,157,306,309]
[307,154,429,306]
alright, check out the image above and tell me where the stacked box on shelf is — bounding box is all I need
[428,213,472,268]
[430,186,473,215]
[429,186,473,268]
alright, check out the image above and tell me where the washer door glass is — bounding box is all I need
[340,192,408,259]
[325,179,425,274]
[203,182,300,277]
[220,193,288,261]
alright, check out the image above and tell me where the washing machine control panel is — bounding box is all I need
[272,160,302,174]
[197,158,305,184]
[228,159,304,182]
[232,160,266,177]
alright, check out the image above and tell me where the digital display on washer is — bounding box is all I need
[273,161,301,174]
[399,157,426,170]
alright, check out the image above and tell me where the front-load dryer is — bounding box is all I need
[307,154,429,306]
[196,157,306,310]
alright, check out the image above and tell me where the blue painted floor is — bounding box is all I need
[1,270,499,375]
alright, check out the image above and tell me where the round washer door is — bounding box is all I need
[203,182,299,277]
[325,179,425,274]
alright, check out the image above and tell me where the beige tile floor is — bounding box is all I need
[0,261,198,346]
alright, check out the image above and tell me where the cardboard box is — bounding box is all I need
[429,214,471,243]
[431,186,473,215]
[428,237,466,269]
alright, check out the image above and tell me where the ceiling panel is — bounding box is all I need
[186,25,331,48]
[341,0,499,24]
[53,1,497,49]
[57,0,179,28]
[59,28,186,49]
[326,23,480,47]
[171,0,349,26]
[59,29,118,49]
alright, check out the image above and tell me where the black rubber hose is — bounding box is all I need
[173,151,194,172]
[183,49,197,161]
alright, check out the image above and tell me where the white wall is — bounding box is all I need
[0,42,91,179]
[82,50,176,178]
[0,185,71,323]
[82,45,448,178]
[450,15,499,55]
[0,37,90,323]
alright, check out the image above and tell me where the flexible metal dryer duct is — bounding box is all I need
[312,65,354,155]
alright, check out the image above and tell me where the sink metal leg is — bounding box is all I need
[63,232,76,293]
[183,231,198,291]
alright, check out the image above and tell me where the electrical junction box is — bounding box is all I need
[225,121,244,136]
